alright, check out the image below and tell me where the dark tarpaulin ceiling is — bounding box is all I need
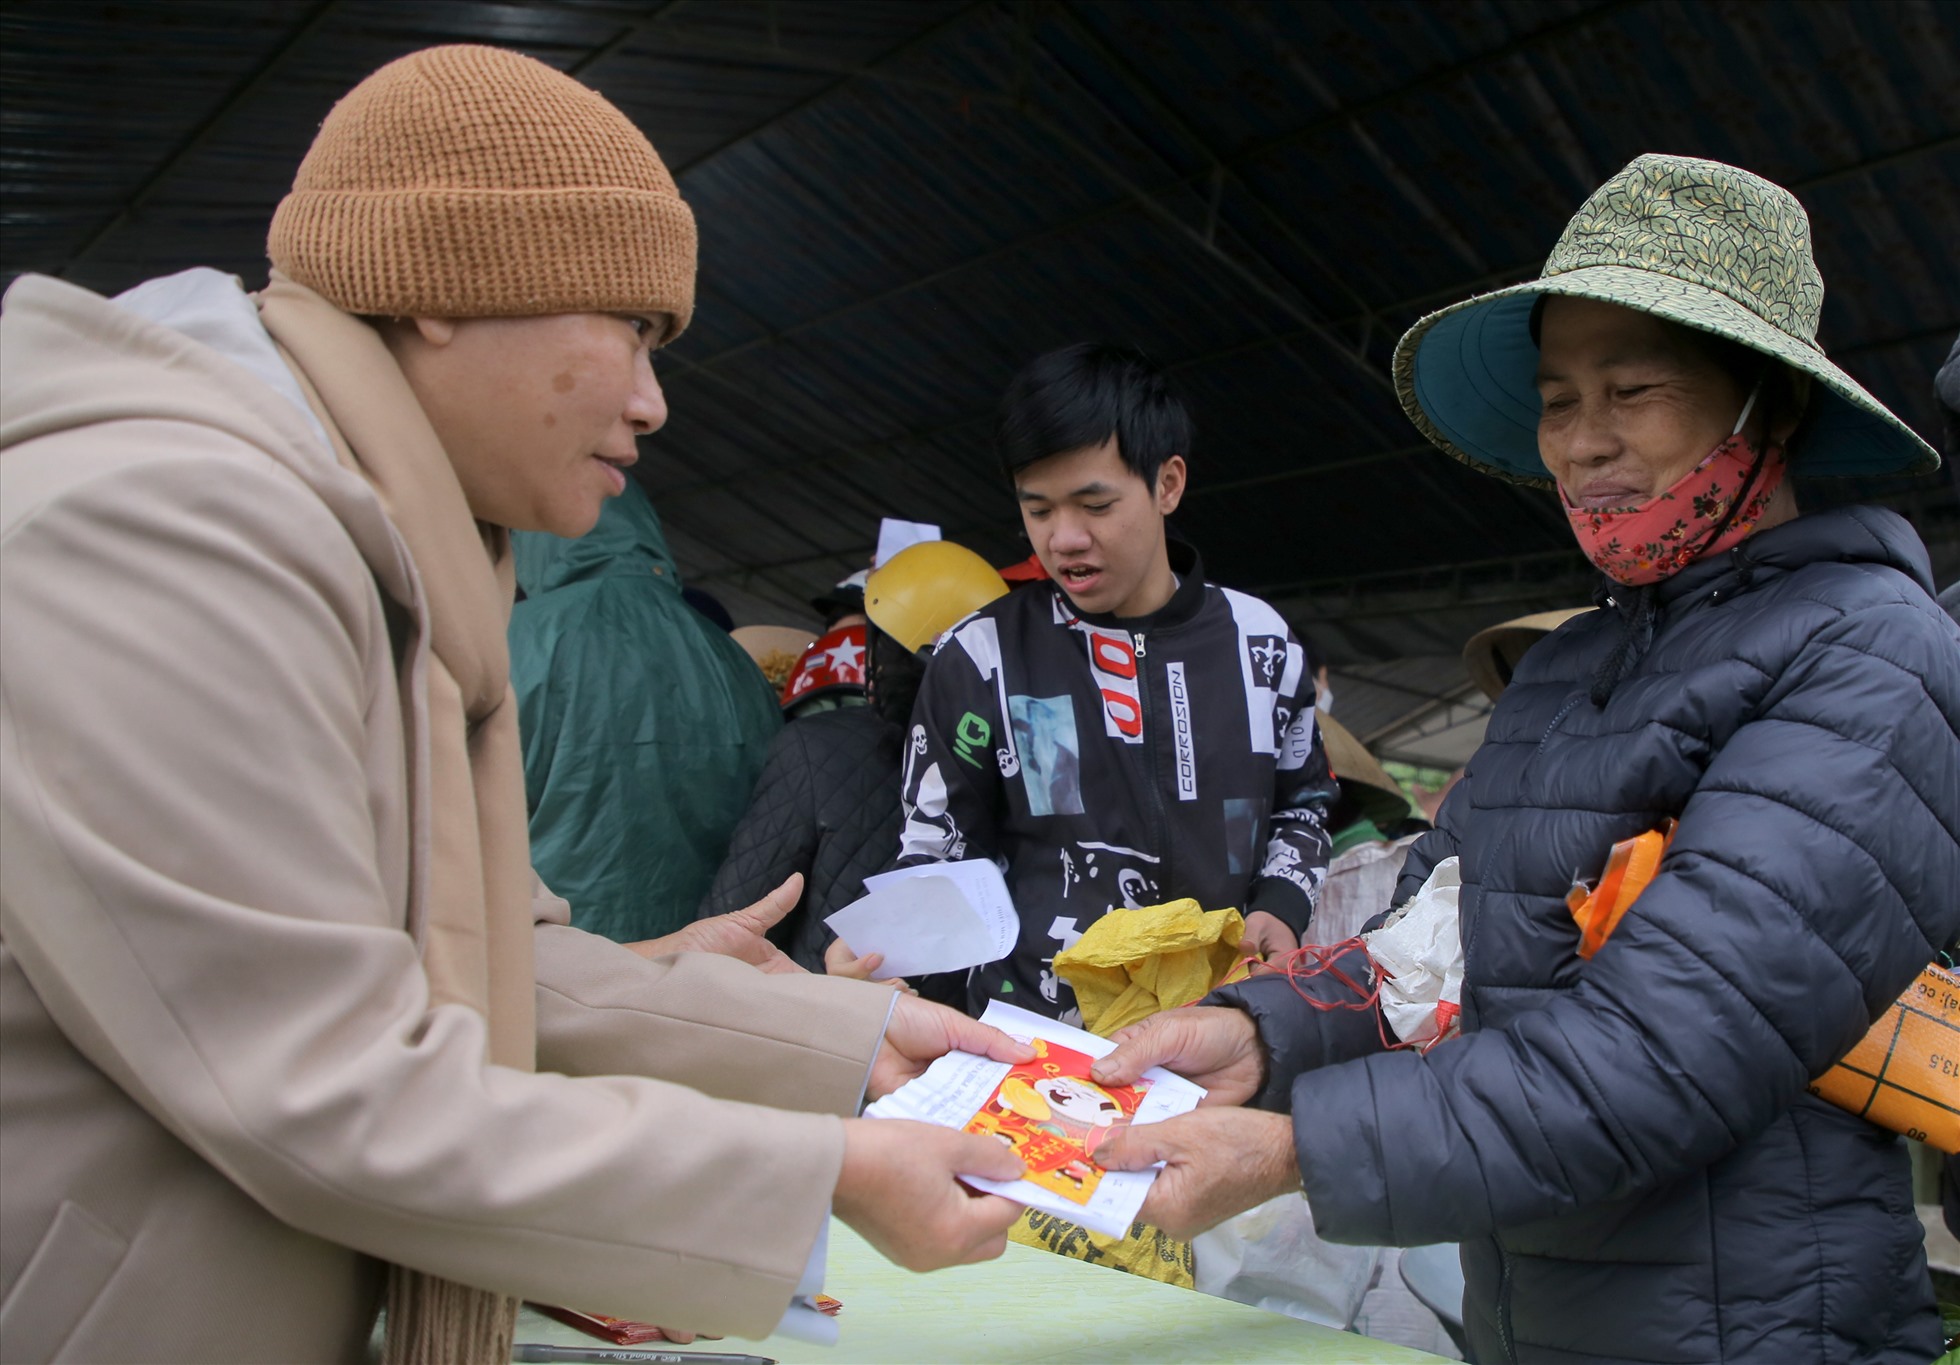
[5,0,1957,763]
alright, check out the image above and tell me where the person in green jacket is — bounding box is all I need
[511,478,781,941]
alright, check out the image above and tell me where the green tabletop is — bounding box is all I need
[514,1219,1447,1363]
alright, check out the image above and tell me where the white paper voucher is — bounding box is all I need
[825,860,1019,978]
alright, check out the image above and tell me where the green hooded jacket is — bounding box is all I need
[510,481,780,942]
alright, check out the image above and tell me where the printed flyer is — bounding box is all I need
[864,1001,1205,1235]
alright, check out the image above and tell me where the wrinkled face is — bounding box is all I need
[389,310,669,536]
[1534,296,1751,510]
[1014,437,1185,619]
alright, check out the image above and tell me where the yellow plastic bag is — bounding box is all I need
[1051,899,1245,1038]
[1031,901,1233,1286]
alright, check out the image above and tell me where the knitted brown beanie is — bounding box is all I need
[269,44,695,340]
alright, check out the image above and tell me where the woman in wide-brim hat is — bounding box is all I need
[1346,153,1958,1361]
[1094,154,1960,1365]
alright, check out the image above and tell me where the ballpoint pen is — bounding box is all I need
[511,1346,776,1365]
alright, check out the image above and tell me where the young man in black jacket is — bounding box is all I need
[898,344,1338,1020]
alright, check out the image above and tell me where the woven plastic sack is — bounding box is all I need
[1809,961,1959,1154]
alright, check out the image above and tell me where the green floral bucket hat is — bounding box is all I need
[1392,153,1939,486]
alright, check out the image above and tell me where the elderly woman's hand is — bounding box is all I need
[1093,1108,1300,1241]
[1090,1004,1268,1107]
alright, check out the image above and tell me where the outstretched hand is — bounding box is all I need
[626,873,804,974]
[834,1118,1027,1271]
[1093,1108,1300,1241]
[867,993,1036,1101]
[1090,1004,1268,1106]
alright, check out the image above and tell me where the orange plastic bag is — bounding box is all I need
[1572,823,1959,1153]
[1566,820,1675,959]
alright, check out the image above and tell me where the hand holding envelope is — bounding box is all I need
[865,1002,1206,1237]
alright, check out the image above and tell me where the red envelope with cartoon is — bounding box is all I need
[963,1038,1146,1205]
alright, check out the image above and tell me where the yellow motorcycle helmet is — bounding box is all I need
[864,541,1009,653]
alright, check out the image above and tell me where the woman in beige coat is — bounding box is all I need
[0,45,1027,1364]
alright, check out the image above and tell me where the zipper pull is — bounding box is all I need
[1133,633,1146,658]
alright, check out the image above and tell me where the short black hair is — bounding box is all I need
[997,343,1192,488]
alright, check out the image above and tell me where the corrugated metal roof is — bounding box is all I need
[5,0,1956,704]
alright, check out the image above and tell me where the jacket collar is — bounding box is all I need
[1596,505,1936,613]
[1051,539,1207,634]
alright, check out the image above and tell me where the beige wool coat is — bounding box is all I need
[0,274,894,1364]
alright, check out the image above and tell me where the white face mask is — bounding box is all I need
[1316,685,1334,714]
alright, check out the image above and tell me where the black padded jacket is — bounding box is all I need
[1217,506,1960,1364]
[697,705,901,973]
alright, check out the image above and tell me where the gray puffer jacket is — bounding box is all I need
[1219,506,1960,1364]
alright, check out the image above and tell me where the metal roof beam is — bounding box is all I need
[664,5,1949,398]
[1328,667,1484,709]
[1279,580,1597,629]
[652,257,1548,507]
[1043,2,1377,321]
[493,0,990,109]
[658,3,997,178]
[1258,544,1591,603]
[52,0,706,278]
[56,0,343,277]
[657,0,1644,387]
[659,134,1958,562]
[1223,0,1489,278]
[649,359,980,523]
[567,0,692,78]
[1021,5,1390,393]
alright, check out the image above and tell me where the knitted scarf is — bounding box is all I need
[259,274,536,1365]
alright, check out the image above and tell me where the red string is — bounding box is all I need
[1238,938,1424,1053]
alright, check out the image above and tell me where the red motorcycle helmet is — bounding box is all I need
[779,622,868,714]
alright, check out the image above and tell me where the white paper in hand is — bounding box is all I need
[824,860,1018,978]
[864,1002,1205,1237]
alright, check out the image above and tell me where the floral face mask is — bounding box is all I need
[1561,385,1786,585]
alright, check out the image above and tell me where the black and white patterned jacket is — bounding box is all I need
[898,545,1337,1018]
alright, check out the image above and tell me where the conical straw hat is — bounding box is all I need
[1463,608,1594,701]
